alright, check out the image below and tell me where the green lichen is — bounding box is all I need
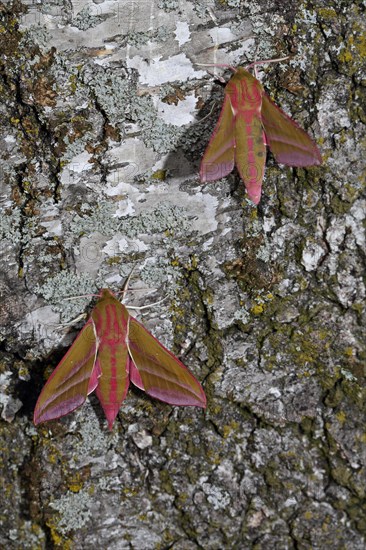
[151,169,167,181]
[336,410,347,425]
[159,469,174,494]
[222,421,240,438]
[166,265,223,398]
[337,28,366,67]
[67,472,84,493]
[251,303,264,315]
[106,256,122,266]
[317,7,337,20]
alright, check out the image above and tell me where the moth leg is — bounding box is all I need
[55,312,87,329]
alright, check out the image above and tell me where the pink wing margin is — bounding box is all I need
[261,93,322,166]
[127,316,206,408]
[200,94,236,183]
[33,320,98,425]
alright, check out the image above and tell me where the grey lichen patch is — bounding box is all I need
[37,252,64,274]
[82,65,135,126]
[35,271,97,320]
[1,0,364,547]
[201,482,231,510]
[126,25,172,47]
[301,238,327,272]
[38,0,73,27]
[139,257,182,298]
[48,489,94,535]
[36,271,96,302]
[72,411,119,461]
[142,115,185,154]
[7,520,46,548]
[130,96,185,154]
[61,131,97,163]
[224,0,242,7]
[120,202,190,237]
[0,369,22,423]
[68,202,119,238]
[20,24,51,50]
[158,0,180,12]
[71,6,106,31]
[33,198,190,313]
[0,208,22,242]
[68,200,190,240]
[51,50,89,96]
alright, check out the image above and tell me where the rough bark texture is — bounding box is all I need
[0,0,365,548]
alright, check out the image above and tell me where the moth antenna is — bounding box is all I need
[195,62,236,72]
[126,296,168,312]
[121,266,135,295]
[245,56,290,72]
[61,293,101,301]
[252,44,260,78]
[199,34,255,53]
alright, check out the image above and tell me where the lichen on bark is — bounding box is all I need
[0,0,365,548]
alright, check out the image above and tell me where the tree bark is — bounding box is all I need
[0,0,365,548]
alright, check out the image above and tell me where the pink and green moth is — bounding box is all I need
[34,289,206,430]
[200,62,322,204]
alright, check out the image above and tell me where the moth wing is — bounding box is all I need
[127,317,206,408]
[200,94,236,182]
[34,320,98,425]
[261,93,322,166]
[87,359,102,394]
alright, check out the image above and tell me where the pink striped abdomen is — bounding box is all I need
[92,289,130,429]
